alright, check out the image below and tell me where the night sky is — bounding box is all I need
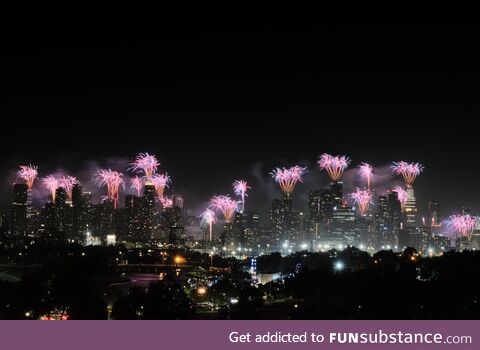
[1,24,479,221]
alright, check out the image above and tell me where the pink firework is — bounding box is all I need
[233,180,251,212]
[151,173,171,199]
[60,175,78,201]
[209,195,239,223]
[130,152,160,179]
[359,162,373,190]
[271,166,306,194]
[200,208,216,241]
[391,161,424,187]
[93,169,124,209]
[349,188,373,216]
[130,176,143,197]
[393,186,408,209]
[447,214,477,239]
[160,196,174,208]
[17,165,38,190]
[318,153,350,182]
[41,175,60,202]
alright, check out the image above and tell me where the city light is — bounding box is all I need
[334,261,344,271]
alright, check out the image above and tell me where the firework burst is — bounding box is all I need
[200,208,216,242]
[17,165,38,190]
[349,188,373,216]
[447,214,477,239]
[209,195,239,223]
[60,175,78,201]
[393,186,408,210]
[130,152,160,179]
[93,169,124,209]
[359,162,373,190]
[130,176,143,197]
[233,180,251,212]
[151,173,171,199]
[391,161,424,187]
[318,153,350,182]
[41,175,60,202]
[271,166,306,195]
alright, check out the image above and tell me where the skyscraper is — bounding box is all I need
[11,184,28,237]
[405,187,417,228]
[330,182,343,208]
[428,200,440,227]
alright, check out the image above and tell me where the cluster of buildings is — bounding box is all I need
[1,180,479,256]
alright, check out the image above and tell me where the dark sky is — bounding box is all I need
[0,24,479,220]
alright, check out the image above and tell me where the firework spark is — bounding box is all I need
[93,169,124,209]
[270,166,306,194]
[233,180,251,212]
[209,195,239,223]
[393,186,408,210]
[160,194,183,209]
[17,165,38,190]
[130,176,143,197]
[60,175,78,201]
[151,173,171,199]
[349,188,373,216]
[318,153,350,182]
[130,152,160,179]
[447,214,477,239]
[41,175,60,202]
[200,208,216,242]
[391,161,424,187]
[359,162,373,190]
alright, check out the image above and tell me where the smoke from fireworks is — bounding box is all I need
[130,152,160,179]
[93,169,124,208]
[130,176,143,197]
[233,180,251,212]
[200,208,216,242]
[393,186,408,209]
[318,153,350,182]
[41,175,60,202]
[60,175,78,201]
[271,166,306,194]
[349,188,373,215]
[359,162,373,190]
[391,161,424,187]
[17,165,38,190]
[447,214,477,239]
[151,174,171,199]
[209,195,239,223]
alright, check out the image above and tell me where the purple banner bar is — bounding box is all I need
[0,320,477,350]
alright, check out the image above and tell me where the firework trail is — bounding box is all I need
[447,214,477,239]
[130,176,143,197]
[93,169,124,209]
[130,152,160,179]
[200,208,216,242]
[233,180,251,212]
[270,166,306,195]
[359,162,373,190]
[391,161,424,187]
[318,153,350,182]
[151,173,171,199]
[209,195,239,223]
[17,165,38,190]
[349,188,373,216]
[393,186,408,210]
[41,175,60,202]
[60,175,78,201]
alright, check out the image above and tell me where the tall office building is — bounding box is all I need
[404,186,417,228]
[427,200,440,227]
[331,205,357,246]
[330,182,343,208]
[319,188,333,222]
[139,182,156,243]
[11,184,28,237]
